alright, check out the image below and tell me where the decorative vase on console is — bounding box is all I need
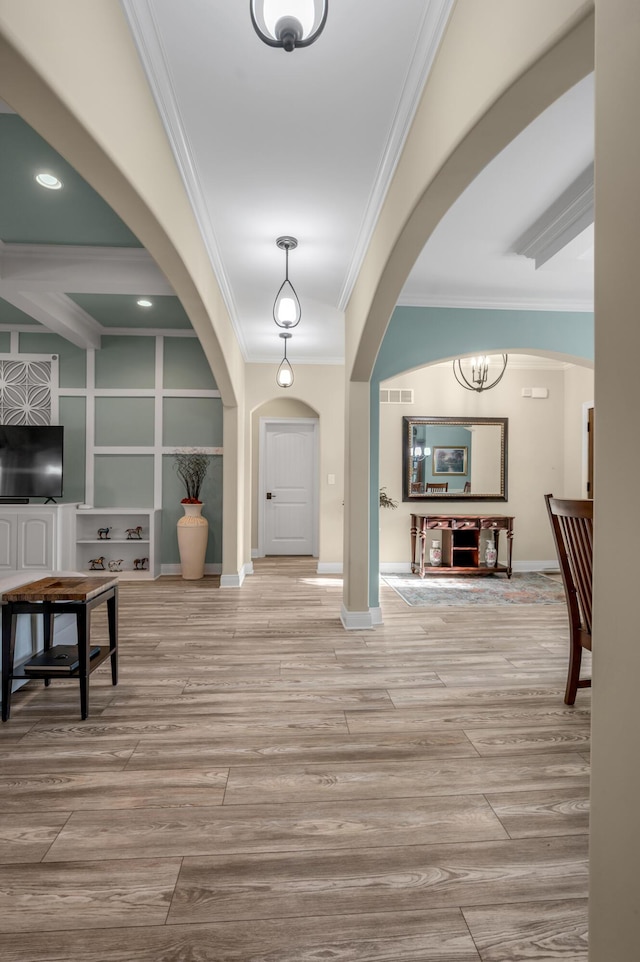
[173,449,210,580]
[485,542,498,567]
[429,540,442,567]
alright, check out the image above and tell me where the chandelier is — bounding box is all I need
[276,332,294,388]
[273,236,301,330]
[250,1,328,52]
[453,354,508,393]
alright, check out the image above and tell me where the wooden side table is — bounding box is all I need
[1,576,118,721]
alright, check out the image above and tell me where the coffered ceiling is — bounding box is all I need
[0,2,594,363]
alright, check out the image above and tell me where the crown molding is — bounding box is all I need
[337,0,454,311]
[396,292,594,313]
[512,163,594,268]
[120,0,248,358]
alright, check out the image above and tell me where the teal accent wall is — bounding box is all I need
[60,396,86,503]
[162,454,223,564]
[368,306,595,608]
[8,333,222,569]
[95,335,156,388]
[94,455,155,508]
[68,294,192,330]
[0,114,141,247]
[164,337,217,389]
[19,332,86,387]
[0,297,40,325]
[95,397,155,446]
[163,397,223,447]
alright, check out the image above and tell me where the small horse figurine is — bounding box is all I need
[108,559,123,572]
[97,527,111,540]
[133,557,149,570]
[88,556,106,570]
[126,526,143,540]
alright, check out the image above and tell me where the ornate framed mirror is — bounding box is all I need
[402,416,508,502]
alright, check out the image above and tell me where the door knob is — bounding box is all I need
[266,492,276,499]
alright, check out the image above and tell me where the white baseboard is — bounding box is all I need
[512,560,560,572]
[317,562,343,574]
[379,562,412,574]
[340,605,377,630]
[160,563,222,576]
[251,548,259,559]
[220,562,253,588]
[370,606,383,625]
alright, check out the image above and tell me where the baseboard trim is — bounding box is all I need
[161,563,222,576]
[512,560,560,572]
[220,562,253,588]
[317,562,343,574]
[379,562,412,574]
[340,605,377,630]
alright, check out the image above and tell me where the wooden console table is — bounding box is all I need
[2,575,118,721]
[410,513,514,578]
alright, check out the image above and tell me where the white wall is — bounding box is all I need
[379,358,594,568]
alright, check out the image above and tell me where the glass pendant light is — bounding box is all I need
[273,236,301,329]
[453,354,508,393]
[276,332,294,388]
[250,1,328,52]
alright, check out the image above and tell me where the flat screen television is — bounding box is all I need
[0,424,64,500]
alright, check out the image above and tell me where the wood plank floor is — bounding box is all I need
[0,558,590,961]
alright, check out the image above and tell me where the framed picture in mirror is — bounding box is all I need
[403,416,508,501]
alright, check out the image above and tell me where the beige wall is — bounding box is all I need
[245,363,345,565]
[379,360,594,567]
[563,364,594,497]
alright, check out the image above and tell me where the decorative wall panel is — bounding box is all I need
[0,355,59,424]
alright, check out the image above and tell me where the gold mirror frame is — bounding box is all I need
[402,416,508,502]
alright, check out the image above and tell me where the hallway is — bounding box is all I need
[0,559,589,960]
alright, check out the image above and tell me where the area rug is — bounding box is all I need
[381,571,565,607]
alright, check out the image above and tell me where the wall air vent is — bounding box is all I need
[380,388,414,404]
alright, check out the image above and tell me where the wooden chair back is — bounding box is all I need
[544,493,593,704]
[426,482,448,492]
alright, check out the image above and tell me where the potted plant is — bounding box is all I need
[172,449,210,580]
[173,448,209,503]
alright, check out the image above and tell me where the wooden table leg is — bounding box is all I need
[107,588,118,686]
[76,605,91,721]
[2,605,16,722]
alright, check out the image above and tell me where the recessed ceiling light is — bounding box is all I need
[35,172,63,190]
[136,298,153,308]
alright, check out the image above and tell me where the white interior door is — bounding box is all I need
[260,419,318,556]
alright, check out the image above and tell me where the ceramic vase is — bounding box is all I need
[485,542,498,567]
[429,540,442,567]
[177,502,208,579]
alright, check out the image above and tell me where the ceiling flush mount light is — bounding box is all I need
[35,172,63,190]
[250,0,328,52]
[136,298,153,308]
[453,355,508,393]
[276,332,294,388]
[273,236,301,329]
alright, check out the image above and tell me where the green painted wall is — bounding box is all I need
[59,396,86,503]
[10,333,222,569]
[163,397,223,447]
[164,337,217,389]
[95,335,156,389]
[19,332,86,387]
[95,397,155,446]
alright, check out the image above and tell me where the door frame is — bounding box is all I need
[582,401,594,498]
[258,417,319,558]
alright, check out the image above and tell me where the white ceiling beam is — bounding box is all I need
[0,244,173,295]
[512,163,594,269]
[0,290,102,349]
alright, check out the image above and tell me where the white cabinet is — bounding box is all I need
[75,508,161,580]
[0,505,76,573]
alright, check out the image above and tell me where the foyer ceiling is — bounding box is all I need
[0,2,594,363]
